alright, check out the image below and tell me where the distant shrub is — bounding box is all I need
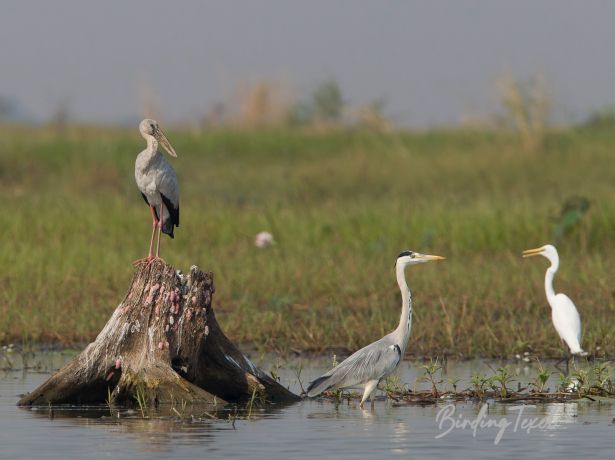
[311,79,344,123]
[580,106,615,129]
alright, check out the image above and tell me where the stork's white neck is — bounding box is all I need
[393,262,412,350]
[144,134,158,156]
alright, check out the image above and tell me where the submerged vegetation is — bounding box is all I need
[321,359,615,406]
[0,124,614,357]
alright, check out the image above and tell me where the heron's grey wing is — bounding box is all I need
[306,339,401,396]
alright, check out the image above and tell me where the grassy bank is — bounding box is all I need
[1,125,614,357]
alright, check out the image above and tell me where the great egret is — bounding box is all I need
[134,119,179,263]
[523,244,587,357]
[306,250,445,408]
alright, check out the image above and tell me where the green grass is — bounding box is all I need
[1,124,614,357]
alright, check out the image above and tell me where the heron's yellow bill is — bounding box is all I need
[418,254,446,261]
[522,246,545,258]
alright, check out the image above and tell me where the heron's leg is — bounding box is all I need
[554,350,572,376]
[553,341,569,371]
[155,202,164,258]
[359,380,379,409]
[554,356,566,367]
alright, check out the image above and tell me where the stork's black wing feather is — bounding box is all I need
[141,192,159,220]
[160,192,179,238]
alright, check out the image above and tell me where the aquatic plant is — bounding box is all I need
[489,366,516,398]
[291,362,306,394]
[470,373,491,399]
[529,361,552,393]
[383,374,403,396]
[420,358,443,398]
[134,384,148,418]
[447,377,462,394]
[246,388,258,418]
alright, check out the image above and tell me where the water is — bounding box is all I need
[1,351,613,459]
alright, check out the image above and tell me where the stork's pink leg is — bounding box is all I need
[155,202,164,259]
[147,205,158,259]
[133,205,159,266]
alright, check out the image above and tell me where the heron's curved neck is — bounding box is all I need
[394,263,412,349]
[544,255,559,302]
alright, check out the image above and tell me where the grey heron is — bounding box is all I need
[134,119,179,264]
[523,244,587,357]
[306,250,445,408]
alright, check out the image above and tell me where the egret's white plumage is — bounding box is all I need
[306,251,445,407]
[134,119,179,261]
[523,244,586,356]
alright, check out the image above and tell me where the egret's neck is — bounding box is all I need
[544,255,559,302]
[394,263,412,349]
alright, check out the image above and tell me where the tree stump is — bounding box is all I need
[18,260,299,406]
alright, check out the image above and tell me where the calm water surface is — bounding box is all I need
[0,351,613,459]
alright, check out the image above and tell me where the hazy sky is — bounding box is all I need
[2,0,615,126]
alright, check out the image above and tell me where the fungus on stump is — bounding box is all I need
[18,260,299,407]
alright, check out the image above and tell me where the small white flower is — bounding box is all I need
[255,231,275,248]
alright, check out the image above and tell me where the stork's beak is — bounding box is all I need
[522,246,544,258]
[154,128,177,157]
[417,253,446,262]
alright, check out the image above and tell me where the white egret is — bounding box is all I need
[134,119,179,263]
[523,244,587,357]
[306,250,445,408]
